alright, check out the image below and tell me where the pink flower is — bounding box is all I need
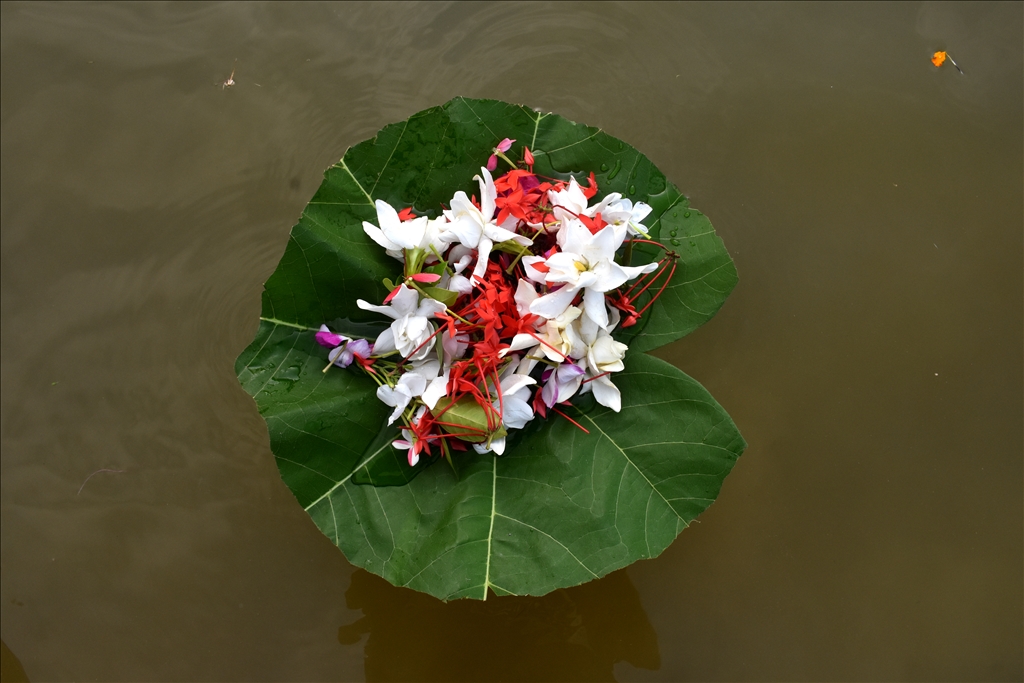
[315,325,348,348]
[486,138,515,172]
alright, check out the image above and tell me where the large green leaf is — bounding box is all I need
[236,97,744,599]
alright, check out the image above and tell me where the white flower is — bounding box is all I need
[530,220,656,328]
[577,318,628,412]
[357,285,446,360]
[548,177,590,236]
[505,303,584,362]
[420,367,449,411]
[376,371,427,425]
[441,167,532,282]
[590,194,652,237]
[495,371,536,431]
[362,200,447,261]
[520,254,549,284]
[439,245,474,295]
[473,370,538,456]
[441,329,468,367]
[375,360,446,426]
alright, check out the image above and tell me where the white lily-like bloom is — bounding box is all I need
[577,316,628,412]
[439,245,474,295]
[589,194,653,237]
[357,284,446,360]
[496,371,537,431]
[548,177,590,238]
[362,200,447,261]
[507,303,585,362]
[530,220,657,329]
[376,359,447,426]
[441,167,532,282]
[546,305,587,361]
[376,370,427,426]
[420,368,449,411]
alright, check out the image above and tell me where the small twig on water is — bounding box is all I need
[946,53,964,74]
[78,469,126,496]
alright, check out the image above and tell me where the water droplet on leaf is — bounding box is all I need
[628,185,636,195]
[600,163,609,172]
[683,211,690,218]
[607,159,622,180]
[671,238,681,246]
[279,365,301,382]
[669,229,678,237]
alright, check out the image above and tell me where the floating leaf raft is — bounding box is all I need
[236,98,745,600]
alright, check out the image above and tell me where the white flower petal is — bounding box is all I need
[372,327,397,355]
[583,287,609,329]
[357,298,401,320]
[421,373,449,409]
[530,284,579,320]
[590,374,621,412]
[363,222,400,253]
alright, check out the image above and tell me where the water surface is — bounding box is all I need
[1,2,1021,681]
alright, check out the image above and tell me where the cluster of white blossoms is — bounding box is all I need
[318,144,670,466]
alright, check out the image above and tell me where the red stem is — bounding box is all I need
[634,261,677,317]
[552,406,590,434]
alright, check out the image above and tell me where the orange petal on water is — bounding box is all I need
[932,51,947,67]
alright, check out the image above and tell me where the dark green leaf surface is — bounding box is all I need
[236,98,744,599]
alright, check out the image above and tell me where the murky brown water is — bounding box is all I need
[2,2,1021,681]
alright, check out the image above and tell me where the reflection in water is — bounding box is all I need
[1,639,31,683]
[339,569,659,682]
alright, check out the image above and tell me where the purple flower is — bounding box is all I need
[316,325,348,348]
[317,325,373,368]
[329,338,374,368]
[541,362,585,408]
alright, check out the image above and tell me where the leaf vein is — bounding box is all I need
[495,513,599,578]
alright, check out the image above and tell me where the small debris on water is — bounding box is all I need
[78,468,126,495]
[218,59,237,89]
[932,51,964,74]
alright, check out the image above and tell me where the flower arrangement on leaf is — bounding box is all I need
[236,98,743,601]
[315,138,678,470]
